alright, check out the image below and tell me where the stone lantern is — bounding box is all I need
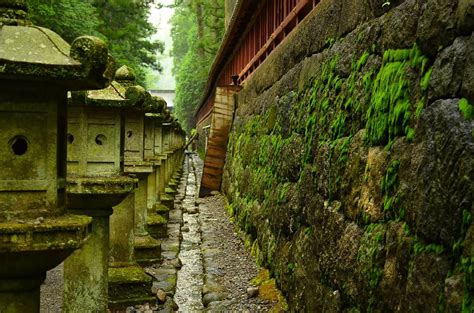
[0,1,113,311]
[168,119,184,191]
[103,67,158,309]
[154,108,175,207]
[116,66,162,264]
[143,110,170,238]
[63,74,140,311]
[161,115,179,199]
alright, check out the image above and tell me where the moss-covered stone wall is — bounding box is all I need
[222,0,473,311]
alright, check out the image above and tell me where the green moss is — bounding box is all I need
[366,45,430,146]
[413,241,444,255]
[354,50,370,72]
[146,214,166,225]
[324,37,336,48]
[358,224,386,289]
[415,98,425,119]
[363,71,373,92]
[420,67,432,91]
[259,278,289,311]
[251,239,263,266]
[461,256,474,312]
[380,159,405,220]
[383,48,411,63]
[108,266,152,284]
[155,204,170,215]
[406,127,415,141]
[459,98,473,120]
[251,268,271,285]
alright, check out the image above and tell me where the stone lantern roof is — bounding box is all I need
[69,80,149,108]
[144,95,167,113]
[162,108,172,123]
[0,0,113,89]
[115,65,136,87]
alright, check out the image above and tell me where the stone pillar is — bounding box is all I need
[109,193,155,309]
[63,209,112,313]
[134,174,161,264]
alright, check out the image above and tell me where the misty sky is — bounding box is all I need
[149,0,175,90]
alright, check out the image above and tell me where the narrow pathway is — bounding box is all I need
[174,154,204,311]
[173,154,278,311]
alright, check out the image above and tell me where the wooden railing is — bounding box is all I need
[196,0,319,124]
[218,0,319,86]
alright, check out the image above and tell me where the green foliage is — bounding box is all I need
[27,0,102,42]
[93,0,164,85]
[27,0,163,87]
[459,98,473,120]
[171,0,225,133]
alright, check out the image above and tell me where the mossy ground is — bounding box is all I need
[250,269,288,312]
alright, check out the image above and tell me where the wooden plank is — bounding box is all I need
[202,167,223,177]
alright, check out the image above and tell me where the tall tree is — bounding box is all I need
[27,0,163,87]
[27,0,102,42]
[171,0,225,133]
[92,0,164,85]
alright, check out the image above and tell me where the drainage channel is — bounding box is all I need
[174,154,204,311]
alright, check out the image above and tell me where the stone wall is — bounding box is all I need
[222,0,473,311]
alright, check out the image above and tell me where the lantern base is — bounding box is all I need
[108,264,155,309]
[0,214,92,312]
[146,213,168,239]
[134,234,161,266]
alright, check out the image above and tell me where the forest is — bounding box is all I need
[26,0,226,134]
[27,0,164,86]
[171,0,225,133]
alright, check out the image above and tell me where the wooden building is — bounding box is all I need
[195,0,321,196]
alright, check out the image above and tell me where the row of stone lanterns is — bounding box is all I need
[0,1,186,312]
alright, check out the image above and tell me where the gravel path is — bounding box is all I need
[40,263,63,312]
[188,153,276,312]
[199,194,276,312]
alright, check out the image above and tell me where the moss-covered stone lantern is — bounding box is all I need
[103,67,155,309]
[153,108,173,216]
[64,73,141,311]
[161,115,179,199]
[0,0,113,311]
[144,99,170,239]
[167,119,184,191]
[116,66,162,264]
